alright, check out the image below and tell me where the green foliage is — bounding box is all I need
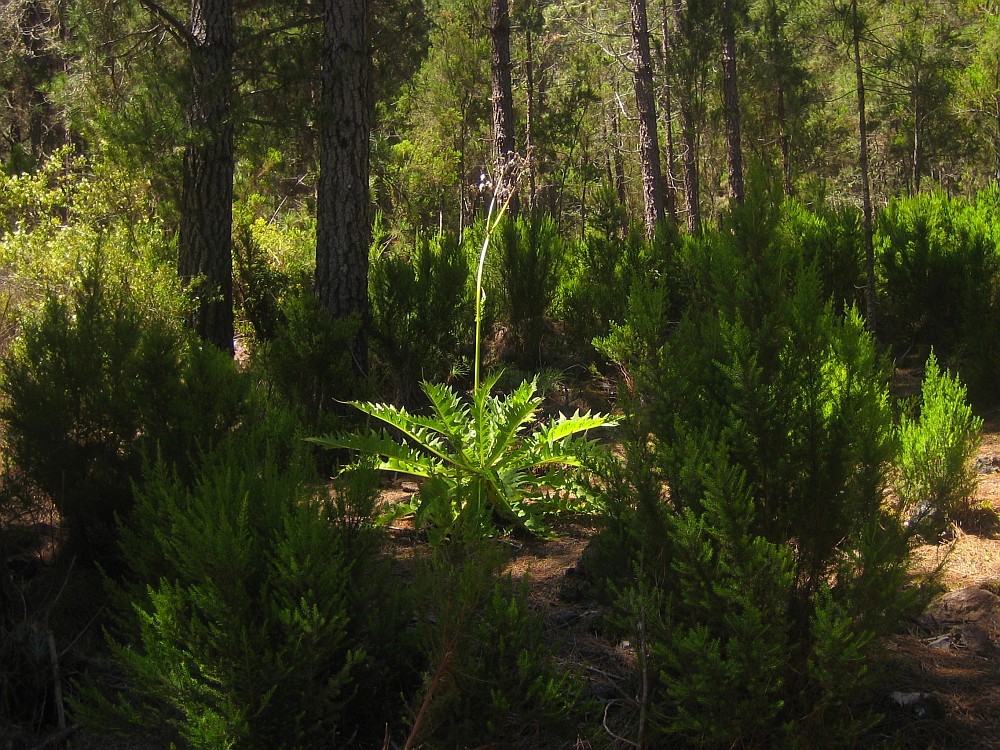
[596,192,923,747]
[369,227,473,404]
[896,350,983,537]
[0,250,246,566]
[231,187,317,344]
[492,213,564,369]
[87,426,386,749]
[404,545,586,749]
[0,150,181,322]
[252,289,365,428]
[557,222,680,364]
[782,198,865,313]
[311,372,614,542]
[876,190,1000,401]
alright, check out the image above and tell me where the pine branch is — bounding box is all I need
[136,0,193,47]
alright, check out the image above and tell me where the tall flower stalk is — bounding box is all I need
[311,152,614,542]
[474,157,523,391]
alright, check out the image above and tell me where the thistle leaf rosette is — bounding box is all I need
[310,372,615,542]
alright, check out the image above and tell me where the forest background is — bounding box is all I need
[2,0,1000,749]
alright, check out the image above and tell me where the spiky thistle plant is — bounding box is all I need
[311,156,615,542]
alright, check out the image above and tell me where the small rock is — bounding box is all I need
[888,691,944,720]
[923,587,1000,627]
[923,633,953,649]
[974,455,1000,474]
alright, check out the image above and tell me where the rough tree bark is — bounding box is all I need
[720,0,744,204]
[628,0,665,236]
[488,0,518,214]
[178,0,235,355]
[316,0,373,375]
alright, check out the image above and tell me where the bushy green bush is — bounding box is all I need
[595,191,924,747]
[252,289,364,429]
[403,545,586,749]
[0,150,179,322]
[876,190,1000,401]
[896,350,982,537]
[369,229,473,404]
[0,251,247,567]
[555,222,679,365]
[493,213,564,369]
[86,424,392,749]
[782,198,865,313]
[231,192,316,345]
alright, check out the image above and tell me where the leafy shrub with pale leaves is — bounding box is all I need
[312,372,614,543]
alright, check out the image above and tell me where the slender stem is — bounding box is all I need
[473,178,518,392]
[474,194,497,393]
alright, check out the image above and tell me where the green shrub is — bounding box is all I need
[0,251,246,566]
[253,289,364,429]
[403,545,586,749]
[555,223,679,365]
[876,191,1000,397]
[896,350,982,537]
[87,425,387,749]
[233,220,291,343]
[782,198,865,313]
[369,229,473,405]
[493,213,564,369]
[596,191,924,747]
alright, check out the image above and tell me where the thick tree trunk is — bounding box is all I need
[851,0,877,335]
[628,0,665,236]
[178,0,235,355]
[316,0,373,374]
[720,0,744,204]
[488,0,518,214]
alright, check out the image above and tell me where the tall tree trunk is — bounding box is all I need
[675,0,700,232]
[488,0,518,215]
[659,0,678,223]
[525,8,537,211]
[912,92,922,194]
[628,0,665,236]
[765,0,792,195]
[850,0,877,335]
[720,0,744,204]
[612,108,628,207]
[777,82,792,195]
[316,0,373,375]
[178,0,235,355]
